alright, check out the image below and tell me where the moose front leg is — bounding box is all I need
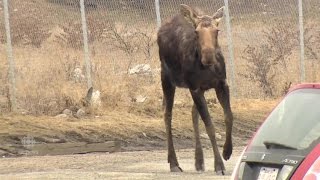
[190,89,225,175]
[192,104,204,171]
[216,81,233,160]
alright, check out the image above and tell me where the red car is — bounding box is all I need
[232,83,320,180]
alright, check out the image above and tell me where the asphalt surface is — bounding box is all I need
[0,147,244,179]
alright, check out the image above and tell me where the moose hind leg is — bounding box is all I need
[190,89,225,175]
[192,104,205,171]
[216,81,234,161]
[161,75,182,172]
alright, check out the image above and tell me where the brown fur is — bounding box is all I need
[157,4,234,174]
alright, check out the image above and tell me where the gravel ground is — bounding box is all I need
[0,146,244,179]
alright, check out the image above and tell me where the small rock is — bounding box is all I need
[207,98,217,105]
[216,133,222,140]
[51,139,63,143]
[200,133,209,139]
[91,90,101,107]
[76,108,86,118]
[73,67,85,83]
[62,109,73,116]
[200,133,222,140]
[55,114,68,118]
[174,100,183,105]
[129,64,152,75]
[135,95,147,103]
[21,111,28,115]
[142,132,147,137]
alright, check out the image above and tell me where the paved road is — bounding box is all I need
[0,147,243,179]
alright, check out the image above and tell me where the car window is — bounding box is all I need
[250,88,320,150]
[299,121,320,148]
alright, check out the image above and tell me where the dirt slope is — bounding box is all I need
[0,98,278,156]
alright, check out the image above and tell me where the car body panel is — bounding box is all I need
[232,83,320,180]
[291,144,320,179]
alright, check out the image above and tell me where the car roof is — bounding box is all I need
[288,83,320,93]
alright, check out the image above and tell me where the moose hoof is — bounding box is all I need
[170,166,183,172]
[195,162,205,172]
[214,160,226,175]
[223,143,233,160]
[215,170,226,175]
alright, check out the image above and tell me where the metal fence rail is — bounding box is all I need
[0,0,319,114]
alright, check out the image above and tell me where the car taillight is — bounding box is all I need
[291,144,320,180]
[231,147,247,180]
[278,165,294,180]
[303,156,320,180]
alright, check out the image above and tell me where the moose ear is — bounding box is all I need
[212,6,225,25]
[180,4,199,26]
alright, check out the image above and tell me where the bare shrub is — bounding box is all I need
[136,27,157,62]
[102,23,157,73]
[56,55,86,83]
[241,23,297,97]
[54,17,107,50]
[0,16,51,48]
[302,25,320,82]
[303,25,320,61]
[281,81,292,95]
[19,83,66,115]
[47,0,97,9]
[241,45,275,97]
[46,0,79,6]
[18,75,90,116]
[102,23,141,72]
[263,24,297,69]
[0,85,10,113]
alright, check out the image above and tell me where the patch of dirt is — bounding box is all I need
[0,98,279,157]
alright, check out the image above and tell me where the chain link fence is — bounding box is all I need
[0,0,319,114]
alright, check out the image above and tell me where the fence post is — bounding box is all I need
[298,0,305,83]
[3,0,16,112]
[223,0,236,97]
[155,0,161,28]
[80,0,93,89]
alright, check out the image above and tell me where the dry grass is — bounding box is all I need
[0,0,319,116]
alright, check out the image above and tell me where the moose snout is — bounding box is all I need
[201,48,217,66]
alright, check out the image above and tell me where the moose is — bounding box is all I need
[157,4,234,174]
